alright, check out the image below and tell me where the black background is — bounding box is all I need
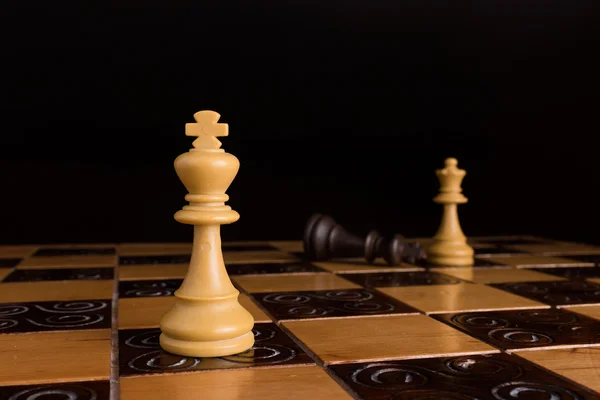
[2,1,599,245]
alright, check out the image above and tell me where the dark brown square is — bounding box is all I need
[119,279,183,298]
[0,258,22,268]
[329,353,600,400]
[252,288,419,321]
[33,248,116,256]
[118,322,315,377]
[226,261,327,276]
[0,300,111,334]
[422,258,508,269]
[567,254,600,265]
[531,266,600,280]
[338,271,463,288]
[476,238,548,245]
[0,380,110,400]
[3,267,114,282]
[474,246,527,256]
[222,244,277,251]
[433,308,600,351]
[490,280,600,306]
[119,254,191,266]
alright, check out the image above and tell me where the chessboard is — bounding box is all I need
[1,236,599,399]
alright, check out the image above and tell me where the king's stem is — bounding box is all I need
[175,224,238,299]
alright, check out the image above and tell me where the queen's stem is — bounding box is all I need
[433,204,466,242]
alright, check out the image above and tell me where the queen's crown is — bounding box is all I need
[434,158,468,203]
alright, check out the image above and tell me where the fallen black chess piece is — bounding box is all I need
[303,213,426,266]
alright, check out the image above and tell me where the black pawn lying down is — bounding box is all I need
[303,214,426,266]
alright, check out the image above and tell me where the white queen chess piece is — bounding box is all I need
[426,157,475,266]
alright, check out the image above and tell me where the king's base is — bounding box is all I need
[159,330,255,358]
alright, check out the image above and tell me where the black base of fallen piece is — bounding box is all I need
[303,214,426,266]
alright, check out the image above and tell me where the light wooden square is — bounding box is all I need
[0,245,37,258]
[37,243,116,249]
[18,255,118,269]
[589,278,600,285]
[313,260,423,274]
[0,330,111,386]
[377,283,548,314]
[517,347,600,393]
[0,280,113,303]
[407,237,435,246]
[233,273,359,293]
[120,365,352,400]
[0,268,12,281]
[283,314,497,364]
[483,255,593,268]
[118,265,189,280]
[569,305,600,321]
[434,268,566,284]
[268,240,304,253]
[118,294,271,329]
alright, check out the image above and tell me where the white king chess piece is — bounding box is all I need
[159,110,255,357]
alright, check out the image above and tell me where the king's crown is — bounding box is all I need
[185,110,229,150]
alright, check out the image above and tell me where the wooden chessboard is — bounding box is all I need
[1,236,600,399]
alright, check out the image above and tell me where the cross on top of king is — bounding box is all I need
[185,110,229,150]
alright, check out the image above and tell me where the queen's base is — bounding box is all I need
[427,241,474,267]
[427,254,474,267]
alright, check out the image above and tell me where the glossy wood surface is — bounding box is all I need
[0,237,599,399]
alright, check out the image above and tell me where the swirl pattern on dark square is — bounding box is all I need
[252,289,419,321]
[33,248,116,256]
[3,267,114,282]
[530,267,600,280]
[119,254,191,266]
[118,322,314,377]
[0,300,111,334]
[329,353,600,400]
[491,280,600,306]
[0,380,110,400]
[339,271,463,288]
[433,309,600,351]
[226,261,327,276]
[119,279,183,298]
